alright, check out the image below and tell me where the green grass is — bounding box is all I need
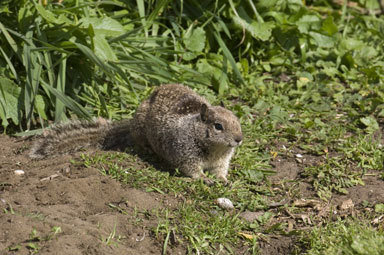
[80,149,268,254]
[303,219,384,255]
[8,227,62,254]
[79,73,384,252]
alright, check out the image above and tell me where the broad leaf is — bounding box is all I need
[184,27,206,52]
[79,17,125,37]
[0,77,22,128]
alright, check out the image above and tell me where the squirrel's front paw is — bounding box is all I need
[202,177,215,186]
[216,175,229,186]
[203,176,229,186]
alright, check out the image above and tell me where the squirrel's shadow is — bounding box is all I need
[101,122,178,177]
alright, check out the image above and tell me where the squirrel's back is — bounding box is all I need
[128,84,210,150]
[148,84,208,115]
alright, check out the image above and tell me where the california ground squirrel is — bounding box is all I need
[30,84,243,182]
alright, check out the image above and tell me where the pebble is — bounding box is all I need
[216,197,234,210]
[239,211,264,222]
[14,170,25,176]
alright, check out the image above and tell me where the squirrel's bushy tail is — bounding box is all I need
[29,118,112,159]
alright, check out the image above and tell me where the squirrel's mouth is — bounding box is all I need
[229,137,243,147]
[229,141,240,147]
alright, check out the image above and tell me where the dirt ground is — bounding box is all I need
[0,135,184,255]
[1,134,384,254]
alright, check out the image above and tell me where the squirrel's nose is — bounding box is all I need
[234,134,243,144]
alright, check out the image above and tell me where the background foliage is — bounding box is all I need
[0,0,383,132]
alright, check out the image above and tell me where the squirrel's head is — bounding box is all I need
[200,104,243,149]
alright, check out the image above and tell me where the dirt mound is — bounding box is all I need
[0,135,182,254]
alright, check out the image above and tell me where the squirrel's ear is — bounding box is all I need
[220,101,225,108]
[201,103,208,121]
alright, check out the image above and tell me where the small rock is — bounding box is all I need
[339,199,354,210]
[216,198,234,210]
[62,165,71,174]
[239,211,264,223]
[14,170,25,176]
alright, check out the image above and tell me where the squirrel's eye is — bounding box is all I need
[214,123,223,131]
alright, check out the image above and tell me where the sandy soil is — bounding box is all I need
[0,135,184,254]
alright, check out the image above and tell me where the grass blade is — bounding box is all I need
[0,22,18,54]
[55,53,67,122]
[0,47,18,80]
[40,80,91,120]
[213,30,244,84]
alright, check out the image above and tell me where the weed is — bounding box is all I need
[3,202,15,214]
[46,226,62,241]
[102,223,123,247]
[26,243,39,254]
[7,244,21,252]
[29,228,40,242]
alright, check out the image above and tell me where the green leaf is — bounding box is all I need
[136,0,146,34]
[184,27,206,52]
[0,5,10,14]
[18,5,34,32]
[339,38,365,52]
[146,0,172,30]
[360,0,381,9]
[257,0,280,8]
[55,53,67,122]
[269,106,288,123]
[0,21,18,54]
[234,6,273,41]
[34,3,56,23]
[0,47,18,80]
[74,43,115,76]
[79,17,125,37]
[0,77,22,128]
[92,34,117,62]
[34,3,73,25]
[309,31,335,48]
[360,116,379,132]
[321,16,338,36]
[213,30,244,84]
[40,80,91,120]
[273,26,300,51]
[296,14,321,33]
[234,17,273,41]
[34,95,47,121]
[375,203,384,213]
[241,169,265,183]
[196,59,228,94]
